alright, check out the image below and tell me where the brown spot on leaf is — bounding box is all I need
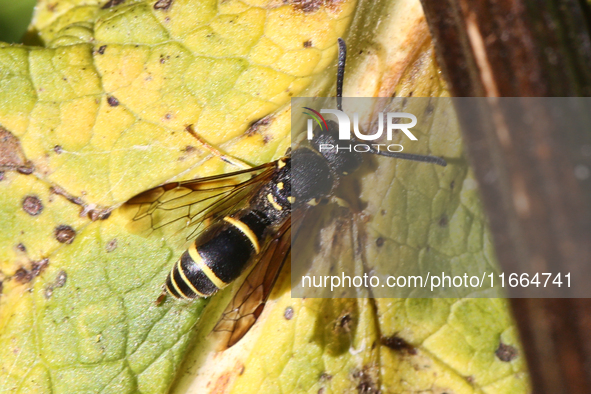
[13,268,30,283]
[107,96,120,107]
[375,237,384,247]
[303,40,312,47]
[0,126,33,172]
[16,165,34,175]
[31,259,49,277]
[495,342,518,362]
[319,372,332,381]
[154,0,173,10]
[102,0,125,9]
[336,313,352,333]
[54,145,63,154]
[438,214,448,227]
[450,180,455,190]
[88,208,112,221]
[43,287,53,299]
[381,335,417,355]
[247,115,272,136]
[14,259,49,284]
[50,186,84,206]
[16,243,26,252]
[284,306,294,320]
[53,270,67,288]
[106,238,118,252]
[44,270,67,298]
[54,225,76,244]
[97,45,107,55]
[22,195,43,216]
[213,372,232,393]
[290,0,323,12]
[352,366,380,394]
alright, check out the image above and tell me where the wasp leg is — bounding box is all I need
[185,125,253,169]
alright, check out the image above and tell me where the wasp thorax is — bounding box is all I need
[310,120,363,175]
[271,158,292,209]
[291,147,334,204]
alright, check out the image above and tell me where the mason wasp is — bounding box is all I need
[120,38,447,349]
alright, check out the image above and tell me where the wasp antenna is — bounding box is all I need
[369,148,447,167]
[337,38,346,112]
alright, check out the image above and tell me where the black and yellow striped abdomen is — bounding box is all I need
[165,210,271,299]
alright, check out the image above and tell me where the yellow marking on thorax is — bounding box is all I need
[277,182,284,190]
[267,193,283,211]
[277,159,286,169]
[288,196,295,204]
[188,242,227,289]
[176,257,208,297]
[224,216,261,254]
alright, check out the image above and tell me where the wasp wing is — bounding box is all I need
[120,162,277,247]
[211,217,293,350]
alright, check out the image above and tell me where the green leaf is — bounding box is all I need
[0,1,356,392]
[0,0,530,393]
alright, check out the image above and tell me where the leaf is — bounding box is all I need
[0,0,356,393]
[0,1,530,394]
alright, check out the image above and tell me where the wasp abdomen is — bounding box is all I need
[166,210,270,299]
[166,251,218,298]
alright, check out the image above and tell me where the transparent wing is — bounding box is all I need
[211,218,292,350]
[120,162,277,246]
